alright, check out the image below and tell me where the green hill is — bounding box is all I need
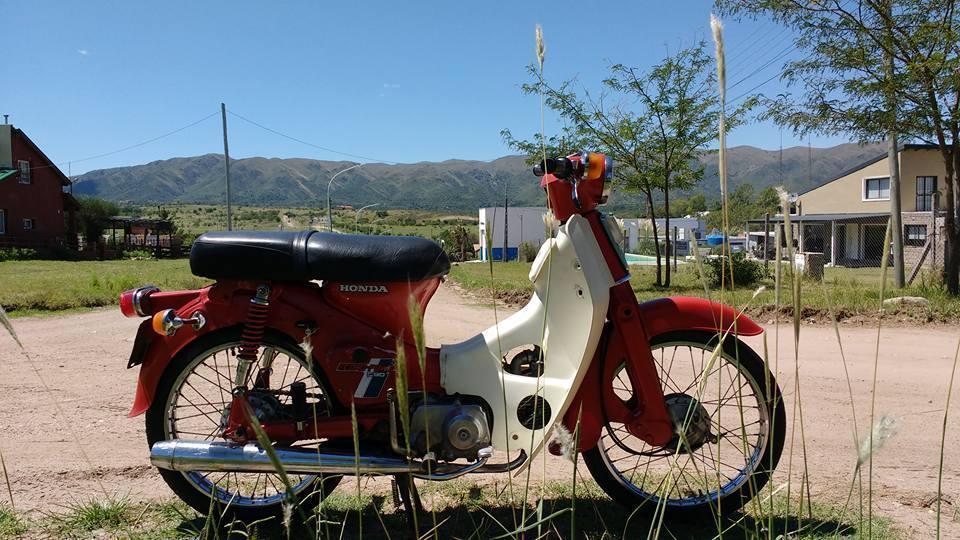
[72,143,884,211]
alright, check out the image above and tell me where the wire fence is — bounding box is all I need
[746,210,945,284]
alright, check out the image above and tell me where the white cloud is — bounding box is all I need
[77,49,89,56]
[382,83,400,89]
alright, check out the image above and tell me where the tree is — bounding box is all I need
[718,0,960,293]
[503,42,752,286]
[705,184,781,232]
[77,197,119,248]
[687,193,709,214]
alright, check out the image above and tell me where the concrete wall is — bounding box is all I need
[478,206,547,261]
[799,148,946,214]
[0,125,11,169]
[620,217,704,253]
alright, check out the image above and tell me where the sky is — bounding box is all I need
[3,0,852,175]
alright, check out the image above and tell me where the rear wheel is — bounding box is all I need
[583,330,785,519]
[145,328,341,522]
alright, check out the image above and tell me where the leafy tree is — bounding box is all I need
[503,42,752,286]
[435,224,476,262]
[77,197,120,247]
[718,0,960,293]
[687,193,709,214]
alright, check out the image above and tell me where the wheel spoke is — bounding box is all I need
[160,339,334,508]
[596,338,775,508]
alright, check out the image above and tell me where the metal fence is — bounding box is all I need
[746,211,945,284]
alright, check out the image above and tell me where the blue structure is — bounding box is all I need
[488,247,519,261]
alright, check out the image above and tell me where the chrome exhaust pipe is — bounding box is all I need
[151,440,416,475]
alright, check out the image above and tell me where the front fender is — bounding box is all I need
[562,296,763,452]
[638,296,763,337]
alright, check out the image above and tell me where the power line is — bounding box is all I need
[65,111,220,165]
[226,110,399,165]
[20,111,220,174]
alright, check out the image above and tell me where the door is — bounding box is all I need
[863,224,887,263]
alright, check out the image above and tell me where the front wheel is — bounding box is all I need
[583,330,785,519]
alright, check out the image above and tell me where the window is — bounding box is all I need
[917,176,937,211]
[905,224,927,246]
[864,177,890,200]
[22,218,33,231]
[18,160,30,184]
[0,210,5,235]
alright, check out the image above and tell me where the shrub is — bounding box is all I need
[124,249,155,260]
[518,241,538,262]
[704,251,764,288]
[77,197,121,246]
[0,247,39,262]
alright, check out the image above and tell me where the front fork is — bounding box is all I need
[605,283,674,446]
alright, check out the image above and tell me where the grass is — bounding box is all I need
[449,260,960,322]
[0,483,898,539]
[4,257,952,321]
[0,505,27,537]
[0,259,207,316]
[133,204,477,238]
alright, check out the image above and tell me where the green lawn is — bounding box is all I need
[450,260,960,322]
[2,255,958,323]
[133,204,477,239]
[0,259,207,316]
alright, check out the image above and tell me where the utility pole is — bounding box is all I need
[884,2,905,287]
[502,185,509,262]
[221,103,233,231]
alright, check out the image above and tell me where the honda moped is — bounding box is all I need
[119,151,784,521]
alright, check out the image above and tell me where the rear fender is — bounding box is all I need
[128,282,284,417]
[128,288,219,417]
[562,296,763,452]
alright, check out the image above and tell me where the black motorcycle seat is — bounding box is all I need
[190,230,450,282]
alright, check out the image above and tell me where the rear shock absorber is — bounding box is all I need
[234,284,271,388]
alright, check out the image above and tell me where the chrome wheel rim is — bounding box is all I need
[162,341,331,508]
[599,338,770,507]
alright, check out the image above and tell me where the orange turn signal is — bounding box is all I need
[152,309,175,336]
[585,152,605,181]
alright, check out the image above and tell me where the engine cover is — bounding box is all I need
[409,398,491,461]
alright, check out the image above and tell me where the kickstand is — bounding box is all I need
[392,473,423,537]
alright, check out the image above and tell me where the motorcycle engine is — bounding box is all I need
[408,397,491,462]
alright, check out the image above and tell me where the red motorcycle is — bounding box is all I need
[120,152,784,521]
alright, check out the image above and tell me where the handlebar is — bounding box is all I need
[532,157,575,180]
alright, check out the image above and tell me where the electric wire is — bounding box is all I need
[226,110,399,165]
[15,111,220,174]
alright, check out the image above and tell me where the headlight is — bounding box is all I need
[600,213,626,266]
[600,156,613,204]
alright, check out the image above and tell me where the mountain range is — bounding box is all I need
[72,143,885,212]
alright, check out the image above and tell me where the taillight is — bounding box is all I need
[119,285,160,318]
[119,290,136,317]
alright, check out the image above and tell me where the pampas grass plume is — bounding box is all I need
[535,25,545,71]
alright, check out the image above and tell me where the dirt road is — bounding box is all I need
[1,284,958,538]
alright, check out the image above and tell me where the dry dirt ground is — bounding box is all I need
[1,284,959,538]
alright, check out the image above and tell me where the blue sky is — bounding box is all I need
[3,1,851,175]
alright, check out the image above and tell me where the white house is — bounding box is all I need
[620,217,705,254]
[478,206,548,261]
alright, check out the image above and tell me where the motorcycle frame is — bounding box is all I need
[127,221,761,456]
[125,154,763,459]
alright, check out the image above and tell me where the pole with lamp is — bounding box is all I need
[355,203,380,234]
[326,163,364,232]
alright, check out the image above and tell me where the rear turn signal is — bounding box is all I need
[152,309,206,337]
